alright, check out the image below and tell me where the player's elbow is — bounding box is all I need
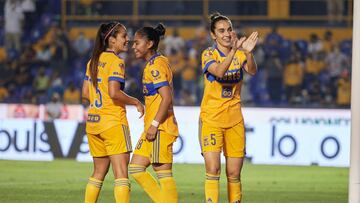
[246,64,258,76]
[162,95,172,107]
[247,69,257,76]
[82,91,89,100]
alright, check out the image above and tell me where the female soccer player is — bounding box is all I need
[129,23,179,203]
[199,13,258,203]
[82,21,144,203]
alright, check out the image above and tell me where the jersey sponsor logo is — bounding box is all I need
[98,61,106,68]
[87,114,101,122]
[113,71,120,75]
[214,69,243,83]
[221,86,233,98]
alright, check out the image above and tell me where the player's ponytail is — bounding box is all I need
[136,23,166,51]
[209,12,231,34]
[89,22,123,87]
[154,23,166,37]
[89,23,106,87]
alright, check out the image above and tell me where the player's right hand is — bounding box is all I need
[146,125,158,142]
[136,100,145,118]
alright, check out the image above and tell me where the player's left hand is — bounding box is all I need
[146,125,158,141]
[241,31,258,53]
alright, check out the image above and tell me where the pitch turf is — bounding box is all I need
[0,160,347,203]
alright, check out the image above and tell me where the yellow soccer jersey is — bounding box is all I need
[142,53,179,136]
[85,51,128,134]
[200,46,247,128]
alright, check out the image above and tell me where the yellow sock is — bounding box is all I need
[114,178,130,203]
[205,173,220,203]
[156,170,178,203]
[227,177,242,203]
[129,164,161,203]
[84,177,103,203]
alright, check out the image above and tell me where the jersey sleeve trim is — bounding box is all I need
[203,60,215,74]
[153,81,169,89]
[108,76,125,83]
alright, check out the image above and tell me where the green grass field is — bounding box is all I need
[0,160,348,203]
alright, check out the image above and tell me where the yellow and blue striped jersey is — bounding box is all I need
[85,51,128,134]
[200,46,247,128]
[142,53,178,136]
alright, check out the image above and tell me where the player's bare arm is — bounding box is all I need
[146,85,172,141]
[242,31,258,75]
[81,80,90,106]
[108,80,144,118]
[207,31,246,78]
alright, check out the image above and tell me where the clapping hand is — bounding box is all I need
[241,31,258,53]
[231,31,246,50]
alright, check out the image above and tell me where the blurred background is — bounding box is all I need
[0,1,353,202]
[0,0,353,108]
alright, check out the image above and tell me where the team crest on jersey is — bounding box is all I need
[151,70,160,78]
[232,57,240,67]
[207,198,213,202]
[119,63,124,69]
[204,49,213,57]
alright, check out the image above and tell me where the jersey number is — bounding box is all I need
[204,134,216,146]
[95,87,103,108]
[136,139,143,150]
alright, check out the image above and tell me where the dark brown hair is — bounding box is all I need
[136,23,166,51]
[209,12,231,34]
[89,21,124,87]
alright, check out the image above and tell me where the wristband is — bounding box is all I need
[151,120,160,128]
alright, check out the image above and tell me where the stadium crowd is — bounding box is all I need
[0,0,352,108]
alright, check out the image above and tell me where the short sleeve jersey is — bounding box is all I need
[200,46,247,128]
[85,51,128,134]
[142,53,178,136]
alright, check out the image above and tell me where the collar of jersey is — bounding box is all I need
[214,44,226,57]
[104,50,123,59]
[147,52,161,64]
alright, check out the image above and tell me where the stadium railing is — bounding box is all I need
[61,0,353,28]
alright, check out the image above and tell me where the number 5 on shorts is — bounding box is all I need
[210,134,216,145]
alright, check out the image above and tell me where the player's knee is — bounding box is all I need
[92,168,109,180]
[113,166,129,179]
[206,166,221,175]
[226,169,240,179]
